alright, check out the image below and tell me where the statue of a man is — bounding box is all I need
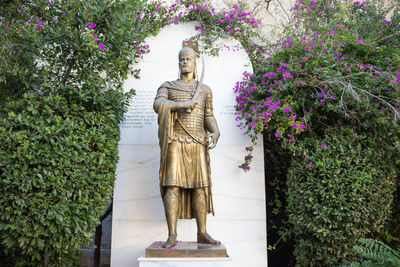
[153,46,220,248]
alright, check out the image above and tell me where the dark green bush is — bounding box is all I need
[0,87,129,265]
[287,132,397,266]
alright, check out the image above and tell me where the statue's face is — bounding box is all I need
[179,51,196,75]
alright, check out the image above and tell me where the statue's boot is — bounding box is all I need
[163,187,180,248]
[164,234,177,248]
[193,188,221,245]
[197,232,221,245]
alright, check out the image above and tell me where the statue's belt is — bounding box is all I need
[175,119,208,147]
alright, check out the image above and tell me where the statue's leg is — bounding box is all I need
[192,188,221,245]
[163,186,180,247]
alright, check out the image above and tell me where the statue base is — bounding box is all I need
[145,241,227,257]
[138,241,231,267]
[138,256,232,267]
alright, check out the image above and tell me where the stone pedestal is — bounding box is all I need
[138,256,232,267]
[145,241,227,257]
[139,241,231,267]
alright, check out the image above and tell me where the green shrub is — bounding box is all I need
[287,132,397,266]
[0,88,125,265]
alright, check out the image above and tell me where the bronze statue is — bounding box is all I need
[153,46,220,248]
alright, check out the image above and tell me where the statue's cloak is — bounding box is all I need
[156,80,214,219]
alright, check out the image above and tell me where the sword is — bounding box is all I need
[187,57,205,113]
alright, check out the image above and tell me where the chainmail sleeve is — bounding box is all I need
[204,88,213,117]
[153,87,169,113]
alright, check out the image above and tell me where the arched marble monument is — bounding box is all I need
[111,22,267,267]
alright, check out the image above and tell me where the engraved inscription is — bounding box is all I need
[219,104,235,116]
[120,90,156,129]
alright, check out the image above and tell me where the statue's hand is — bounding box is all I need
[183,100,197,113]
[189,100,198,110]
[207,132,220,149]
[173,100,197,111]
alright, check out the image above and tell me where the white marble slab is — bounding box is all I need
[138,256,232,267]
[111,23,267,267]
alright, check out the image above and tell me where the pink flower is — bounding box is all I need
[307,162,313,167]
[352,133,358,136]
[321,144,327,149]
[283,107,291,112]
[87,22,96,28]
[99,43,105,50]
[5,25,10,29]
[274,131,280,138]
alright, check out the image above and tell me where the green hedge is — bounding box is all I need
[287,132,397,266]
[0,87,125,265]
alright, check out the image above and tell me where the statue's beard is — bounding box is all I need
[181,66,192,73]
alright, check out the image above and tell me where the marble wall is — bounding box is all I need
[111,23,267,267]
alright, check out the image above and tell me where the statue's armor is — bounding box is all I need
[156,81,213,144]
[154,79,218,216]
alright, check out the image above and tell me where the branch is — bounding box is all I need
[276,0,291,20]
[352,84,400,122]
[336,80,400,122]
[61,62,74,85]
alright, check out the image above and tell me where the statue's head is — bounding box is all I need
[178,47,197,80]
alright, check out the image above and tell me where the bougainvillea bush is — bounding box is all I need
[232,0,400,265]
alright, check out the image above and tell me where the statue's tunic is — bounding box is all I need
[155,80,214,219]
